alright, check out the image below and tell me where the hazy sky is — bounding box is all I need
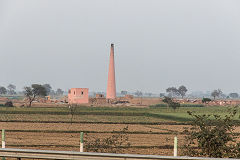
[1,0,240,94]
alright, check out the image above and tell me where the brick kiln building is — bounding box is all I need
[68,88,89,104]
[68,44,117,105]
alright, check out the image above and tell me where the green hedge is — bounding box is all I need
[181,104,204,107]
[0,110,151,116]
[150,103,204,108]
[149,104,168,108]
[0,104,13,107]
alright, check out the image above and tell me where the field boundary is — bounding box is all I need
[0,120,188,125]
[4,129,240,135]
[5,144,174,149]
[4,129,180,135]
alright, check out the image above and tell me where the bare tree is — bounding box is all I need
[24,84,47,107]
[68,104,78,124]
[135,90,143,105]
[56,88,64,96]
[146,93,153,97]
[134,90,143,97]
[211,89,222,100]
[7,84,16,95]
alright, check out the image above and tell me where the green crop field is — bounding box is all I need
[0,105,239,123]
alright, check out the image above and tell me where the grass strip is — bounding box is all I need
[0,110,147,116]
[6,144,174,149]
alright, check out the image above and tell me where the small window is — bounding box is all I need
[81,91,84,95]
[74,91,75,95]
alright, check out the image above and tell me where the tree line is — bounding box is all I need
[123,85,239,100]
[0,84,17,95]
[0,84,64,96]
[164,86,239,100]
[23,84,66,107]
[0,84,65,107]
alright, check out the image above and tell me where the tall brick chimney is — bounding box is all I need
[106,43,116,99]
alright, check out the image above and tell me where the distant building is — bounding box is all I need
[68,88,89,104]
[96,94,104,98]
[124,94,134,99]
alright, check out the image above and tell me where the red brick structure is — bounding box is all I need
[106,44,116,99]
[68,88,89,104]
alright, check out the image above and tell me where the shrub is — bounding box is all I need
[85,127,131,153]
[150,103,204,108]
[4,101,14,107]
[162,96,172,104]
[149,104,168,108]
[183,107,240,158]
[181,104,204,107]
[162,96,180,110]
[169,101,180,110]
[202,98,212,104]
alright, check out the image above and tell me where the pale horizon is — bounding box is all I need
[1,0,240,94]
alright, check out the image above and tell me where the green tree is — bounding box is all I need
[183,108,240,158]
[166,87,179,97]
[178,85,188,98]
[24,84,47,107]
[43,84,52,95]
[159,93,165,97]
[162,96,180,110]
[0,87,7,95]
[229,93,239,99]
[121,91,128,96]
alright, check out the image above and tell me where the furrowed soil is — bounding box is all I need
[1,106,239,156]
[1,122,187,156]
